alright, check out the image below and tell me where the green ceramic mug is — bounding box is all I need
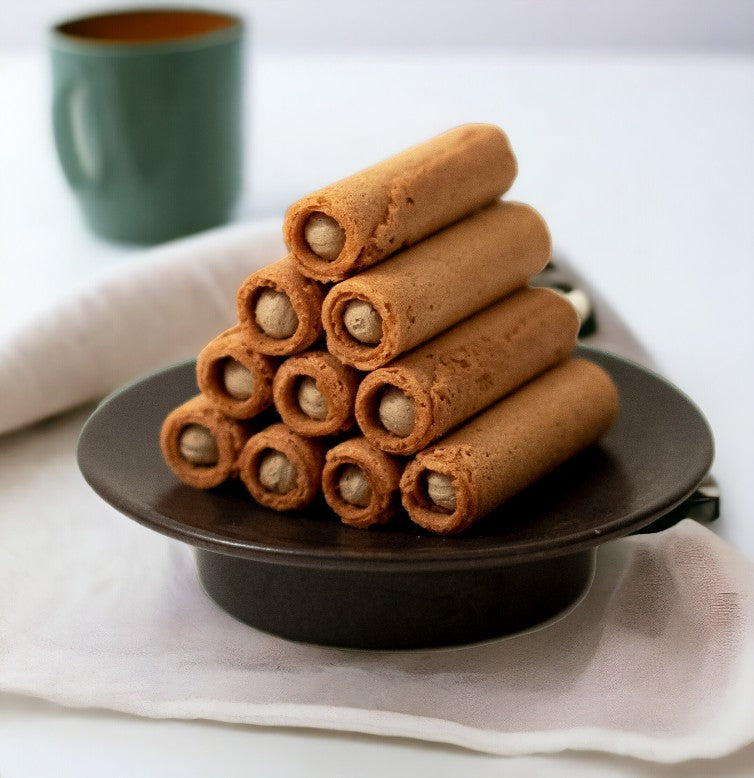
[50,8,244,244]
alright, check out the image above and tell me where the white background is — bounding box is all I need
[2,1,754,776]
[3,0,754,53]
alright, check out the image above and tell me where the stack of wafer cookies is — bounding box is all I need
[160,124,619,535]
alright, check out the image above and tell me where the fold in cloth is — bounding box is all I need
[0,403,752,762]
[0,220,285,436]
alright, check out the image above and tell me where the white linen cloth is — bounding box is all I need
[0,222,752,763]
[0,220,285,436]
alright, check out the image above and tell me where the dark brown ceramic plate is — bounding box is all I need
[77,347,713,649]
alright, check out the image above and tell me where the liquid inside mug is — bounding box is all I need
[50,8,244,244]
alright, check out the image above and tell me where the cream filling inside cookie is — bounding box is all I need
[378,386,415,437]
[255,288,299,339]
[222,358,253,400]
[343,299,382,344]
[297,376,328,420]
[426,470,456,511]
[304,212,346,261]
[338,464,372,507]
[258,450,298,494]
[179,424,219,466]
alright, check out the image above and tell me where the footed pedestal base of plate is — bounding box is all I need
[194,547,595,650]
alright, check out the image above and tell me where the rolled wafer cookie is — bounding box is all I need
[160,394,253,490]
[356,286,578,455]
[237,256,325,356]
[322,201,551,370]
[322,437,404,528]
[272,350,361,437]
[284,124,517,282]
[237,423,326,511]
[196,326,278,419]
[400,358,619,535]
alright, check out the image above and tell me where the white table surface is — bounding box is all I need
[1,47,753,775]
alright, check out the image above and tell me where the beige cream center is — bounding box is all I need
[178,424,219,466]
[338,464,372,507]
[297,376,328,420]
[255,288,299,339]
[426,470,457,511]
[378,386,415,437]
[222,358,253,400]
[258,450,298,494]
[304,212,346,261]
[343,299,382,344]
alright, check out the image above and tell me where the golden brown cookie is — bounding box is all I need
[321,201,551,370]
[355,286,579,455]
[400,358,619,534]
[236,255,326,356]
[284,124,517,281]
[321,437,404,528]
[160,394,253,489]
[196,326,278,419]
[272,350,362,437]
[237,423,326,511]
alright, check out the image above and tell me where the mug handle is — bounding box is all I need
[53,82,103,189]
